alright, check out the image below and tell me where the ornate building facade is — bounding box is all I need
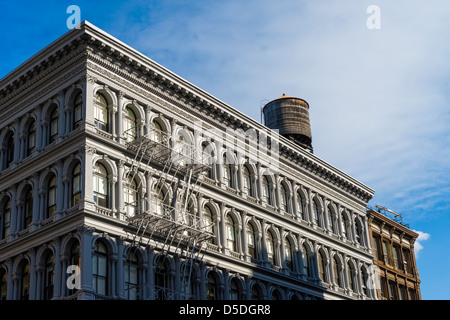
[367,208,421,300]
[0,21,377,300]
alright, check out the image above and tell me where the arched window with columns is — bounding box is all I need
[279,184,288,212]
[203,205,216,244]
[251,283,264,300]
[242,165,252,197]
[3,132,15,169]
[124,250,140,300]
[19,185,33,231]
[296,191,305,220]
[267,230,276,265]
[229,278,242,300]
[285,238,295,270]
[123,106,137,142]
[27,120,36,157]
[19,260,30,300]
[93,163,109,208]
[73,93,83,128]
[150,119,164,143]
[223,154,232,187]
[92,240,109,296]
[43,252,55,300]
[154,258,170,300]
[302,244,311,277]
[46,175,57,219]
[327,204,335,233]
[1,197,11,240]
[49,106,59,143]
[225,215,237,252]
[318,250,326,282]
[341,212,350,240]
[333,256,342,287]
[206,272,220,300]
[247,222,257,259]
[312,199,320,227]
[71,163,82,206]
[262,176,271,205]
[348,261,356,292]
[94,93,110,132]
[124,177,138,217]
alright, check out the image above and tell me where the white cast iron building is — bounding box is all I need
[0,22,376,300]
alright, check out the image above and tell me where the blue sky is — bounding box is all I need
[1,0,449,300]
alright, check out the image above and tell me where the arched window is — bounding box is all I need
[285,239,294,270]
[43,253,55,300]
[152,187,165,216]
[203,206,215,244]
[74,93,83,128]
[124,250,139,300]
[49,107,59,143]
[247,223,256,259]
[206,273,217,300]
[124,177,138,217]
[242,165,251,196]
[327,205,334,233]
[93,241,108,296]
[230,278,240,300]
[302,245,310,277]
[262,176,270,204]
[223,155,231,187]
[279,184,287,212]
[201,142,214,178]
[318,251,326,281]
[361,267,368,296]
[93,163,108,208]
[341,213,349,239]
[225,215,237,252]
[312,200,320,226]
[68,241,80,296]
[333,257,341,287]
[150,120,163,143]
[297,192,304,219]
[27,121,36,156]
[355,221,363,245]
[267,230,275,265]
[181,196,195,237]
[251,283,263,300]
[72,163,82,206]
[175,133,189,167]
[123,107,137,142]
[271,289,282,300]
[155,259,170,300]
[348,262,355,291]
[94,93,109,132]
[47,175,57,219]
[6,134,14,168]
[20,262,30,300]
[0,268,6,300]
[22,187,33,230]
[1,198,11,240]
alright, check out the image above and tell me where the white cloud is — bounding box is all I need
[413,230,430,258]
